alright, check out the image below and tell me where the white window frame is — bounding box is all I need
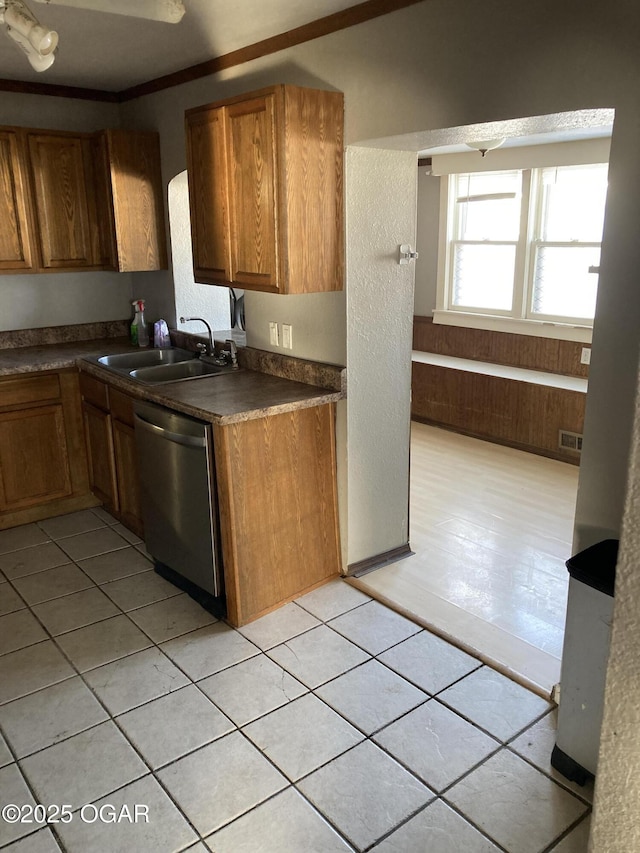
[434,160,607,343]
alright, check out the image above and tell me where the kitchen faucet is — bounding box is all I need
[225,339,239,368]
[180,316,213,355]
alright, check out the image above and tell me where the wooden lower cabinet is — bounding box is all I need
[0,370,95,529]
[79,372,143,536]
[214,402,341,626]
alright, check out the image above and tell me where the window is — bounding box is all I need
[439,163,608,334]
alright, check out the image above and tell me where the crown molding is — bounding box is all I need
[0,0,425,103]
[0,76,119,102]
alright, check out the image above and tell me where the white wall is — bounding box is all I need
[0,93,132,330]
[346,147,417,565]
[168,172,230,334]
[414,171,440,317]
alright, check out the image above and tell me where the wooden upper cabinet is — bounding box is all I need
[0,124,167,275]
[185,84,344,294]
[0,130,34,271]
[101,129,168,272]
[27,131,98,270]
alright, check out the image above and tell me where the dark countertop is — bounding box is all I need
[0,338,138,375]
[0,338,346,426]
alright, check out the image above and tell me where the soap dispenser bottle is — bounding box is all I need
[130,300,149,347]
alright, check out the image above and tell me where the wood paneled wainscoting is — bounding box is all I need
[411,318,588,464]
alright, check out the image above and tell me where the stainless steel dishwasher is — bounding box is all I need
[133,400,223,607]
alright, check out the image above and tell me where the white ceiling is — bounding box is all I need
[0,0,361,92]
[417,125,613,157]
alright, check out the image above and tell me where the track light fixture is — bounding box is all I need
[0,0,186,74]
[0,0,58,72]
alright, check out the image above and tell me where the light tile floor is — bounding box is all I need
[0,509,592,852]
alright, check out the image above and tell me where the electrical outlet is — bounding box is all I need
[581,347,591,365]
[269,322,279,347]
[282,324,293,349]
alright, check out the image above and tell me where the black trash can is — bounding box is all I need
[551,538,618,785]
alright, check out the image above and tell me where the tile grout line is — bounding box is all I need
[539,811,592,853]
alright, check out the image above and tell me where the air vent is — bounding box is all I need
[559,430,583,452]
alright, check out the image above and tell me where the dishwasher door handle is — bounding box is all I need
[133,413,207,448]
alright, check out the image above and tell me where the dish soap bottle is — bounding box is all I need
[130,300,149,347]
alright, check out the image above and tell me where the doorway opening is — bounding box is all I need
[349,109,614,698]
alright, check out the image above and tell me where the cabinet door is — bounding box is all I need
[88,132,117,269]
[226,95,280,292]
[0,404,72,511]
[83,401,118,513]
[112,419,143,538]
[186,107,232,284]
[110,388,144,537]
[0,130,35,271]
[104,129,168,272]
[27,132,96,269]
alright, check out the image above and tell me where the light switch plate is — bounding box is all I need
[269,322,279,347]
[282,324,293,349]
[581,347,591,365]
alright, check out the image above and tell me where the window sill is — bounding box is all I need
[432,310,593,343]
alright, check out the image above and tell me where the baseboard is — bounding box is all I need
[551,744,593,787]
[347,544,413,577]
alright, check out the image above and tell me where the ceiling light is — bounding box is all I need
[1,0,58,72]
[465,138,506,157]
[32,0,186,24]
[5,25,55,69]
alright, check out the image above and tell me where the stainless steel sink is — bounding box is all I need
[98,348,196,371]
[129,360,238,384]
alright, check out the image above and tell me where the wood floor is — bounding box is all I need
[351,422,580,698]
